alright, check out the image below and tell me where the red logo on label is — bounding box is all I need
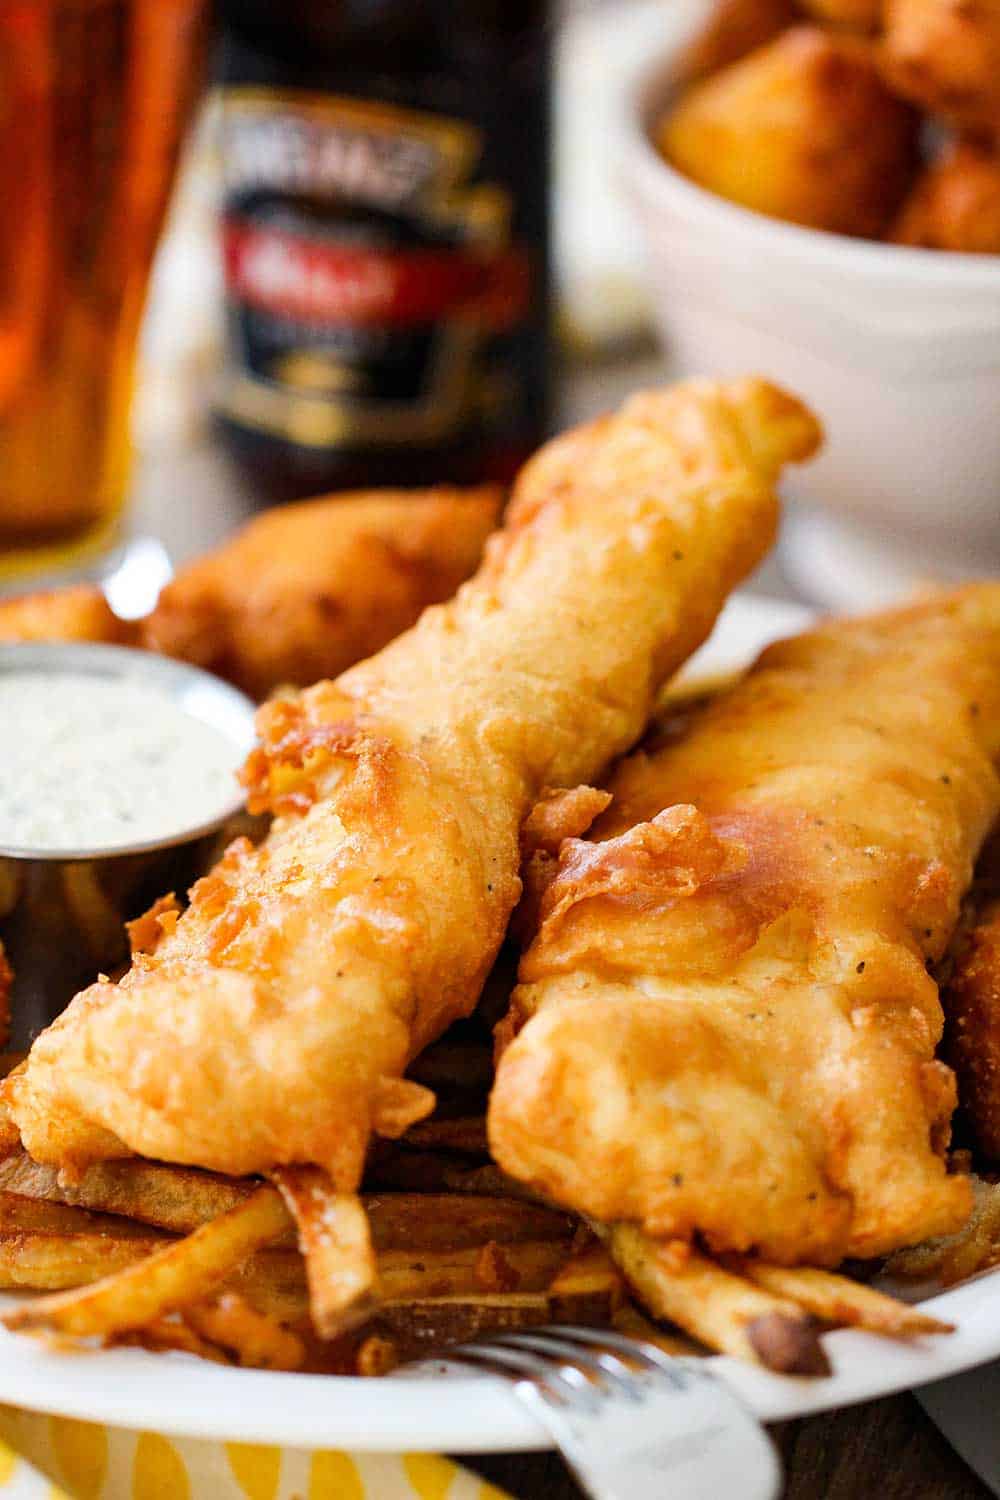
[222,218,530,331]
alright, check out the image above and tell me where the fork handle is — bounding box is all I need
[512,1363,781,1500]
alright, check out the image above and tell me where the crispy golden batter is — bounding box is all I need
[490,589,1000,1266]
[0,585,136,647]
[678,0,795,82]
[883,0,1000,133]
[943,894,1000,1158]
[890,140,1000,251]
[659,27,919,238]
[5,379,819,1184]
[141,487,502,699]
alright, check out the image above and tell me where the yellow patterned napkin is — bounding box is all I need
[0,1407,510,1500]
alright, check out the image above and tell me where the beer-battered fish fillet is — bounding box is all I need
[491,589,1000,1265]
[5,379,819,1183]
[141,487,502,699]
[0,586,136,647]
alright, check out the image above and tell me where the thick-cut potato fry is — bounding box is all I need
[658,28,918,238]
[141,487,502,699]
[271,1167,375,1339]
[740,1262,951,1335]
[378,1240,570,1300]
[678,0,795,81]
[890,140,1000,252]
[547,1245,627,1324]
[2,1185,290,1337]
[609,1226,830,1374]
[0,1151,573,1251]
[377,1293,554,1354]
[0,586,135,647]
[0,1192,163,1239]
[185,1293,305,1371]
[883,0,1000,133]
[362,1194,576,1251]
[0,1152,257,1236]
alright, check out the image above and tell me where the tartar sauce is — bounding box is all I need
[0,671,244,852]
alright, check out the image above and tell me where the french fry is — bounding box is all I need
[2,1185,291,1338]
[0,1223,311,1323]
[126,1315,230,1364]
[0,1232,167,1290]
[741,1263,951,1337]
[356,1333,399,1377]
[185,1293,305,1371]
[271,1168,376,1339]
[608,1226,830,1375]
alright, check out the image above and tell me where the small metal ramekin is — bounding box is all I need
[0,643,259,1044]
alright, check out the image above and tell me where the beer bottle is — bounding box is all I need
[215,0,551,502]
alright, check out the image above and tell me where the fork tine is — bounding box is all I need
[545,1324,690,1385]
[453,1341,602,1411]
[495,1332,644,1400]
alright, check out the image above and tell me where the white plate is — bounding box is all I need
[3,593,996,1455]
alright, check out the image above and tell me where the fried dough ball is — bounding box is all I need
[142,486,502,700]
[0,585,136,647]
[658,28,919,238]
[679,0,795,82]
[883,0,1000,134]
[890,139,1000,250]
[797,0,882,29]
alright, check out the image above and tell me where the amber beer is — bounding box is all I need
[0,0,205,574]
[215,0,551,500]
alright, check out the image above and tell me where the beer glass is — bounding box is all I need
[0,0,205,583]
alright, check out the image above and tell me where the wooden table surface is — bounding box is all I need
[461,1394,993,1498]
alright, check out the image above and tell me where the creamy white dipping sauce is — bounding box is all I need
[0,671,244,852]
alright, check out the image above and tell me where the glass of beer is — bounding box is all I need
[0,0,206,584]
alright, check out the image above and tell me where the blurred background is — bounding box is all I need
[1,0,998,614]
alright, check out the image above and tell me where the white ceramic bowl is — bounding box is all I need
[622,35,1000,595]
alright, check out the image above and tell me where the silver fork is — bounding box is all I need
[428,1326,781,1500]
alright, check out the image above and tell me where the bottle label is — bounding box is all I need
[217,88,532,451]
